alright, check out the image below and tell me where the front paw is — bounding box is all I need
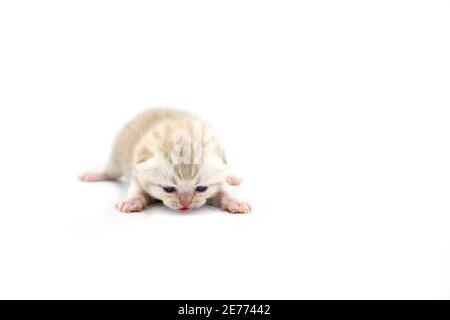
[226,200,252,214]
[116,197,146,213]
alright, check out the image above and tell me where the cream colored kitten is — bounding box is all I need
[80,108,251,214]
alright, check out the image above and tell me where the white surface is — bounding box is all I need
[0,0,449,299]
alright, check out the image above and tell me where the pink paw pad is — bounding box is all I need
[79,171,113,182]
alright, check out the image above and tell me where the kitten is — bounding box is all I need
[80,108,251,214]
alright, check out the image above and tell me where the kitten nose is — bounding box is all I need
[179,194,193,207]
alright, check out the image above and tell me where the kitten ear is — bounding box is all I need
[134,146,153,164]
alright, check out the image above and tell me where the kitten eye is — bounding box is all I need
[195,186,208,192]
[162,186,176,193]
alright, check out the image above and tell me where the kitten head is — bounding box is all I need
[135,154,227,212]
[133,118,228,212]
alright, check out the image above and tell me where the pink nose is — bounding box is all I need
[179,195,193,208]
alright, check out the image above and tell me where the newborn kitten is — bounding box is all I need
[80,108,251,214]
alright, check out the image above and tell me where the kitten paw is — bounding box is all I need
[79,171,114,182]
[226,175,242,186]
[116,197,146,213]
[226,201,251,214]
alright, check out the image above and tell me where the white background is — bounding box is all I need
[0,0,449,299]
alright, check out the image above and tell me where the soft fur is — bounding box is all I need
[80,108,251,214]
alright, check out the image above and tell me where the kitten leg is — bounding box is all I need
[208,184,251,214]
[79,170,115,182]
[116,180,152,213]
[79,159,122,182]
